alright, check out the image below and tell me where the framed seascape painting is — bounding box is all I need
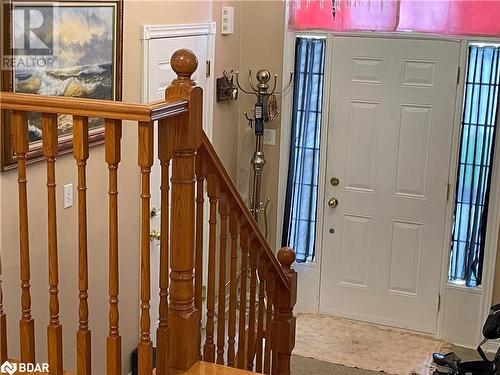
[0,0,123,170]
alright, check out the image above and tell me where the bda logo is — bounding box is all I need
[0,360,17,375]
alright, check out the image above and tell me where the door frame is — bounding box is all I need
[277,30,500,344]
[141,22,216,140]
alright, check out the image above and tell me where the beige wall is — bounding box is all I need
[212,1,242,178]
[213,0,286,200]
[0,0,286,372]
[235,1,285,249]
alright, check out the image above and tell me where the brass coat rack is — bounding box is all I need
[236,68,293,238]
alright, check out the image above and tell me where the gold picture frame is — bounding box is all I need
[1,0,123,170]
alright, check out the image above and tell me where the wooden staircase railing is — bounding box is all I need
[0,49,296,375]
[196,135,297,375]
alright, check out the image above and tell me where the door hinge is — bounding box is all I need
[446,183,451,202]
[438,294,442,311]
[457,66,461,85]
[206,60,211,78]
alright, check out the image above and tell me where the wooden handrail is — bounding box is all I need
[199,133,290,290]
[0,92,188,122]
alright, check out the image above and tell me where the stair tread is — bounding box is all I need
[171,361,257,375]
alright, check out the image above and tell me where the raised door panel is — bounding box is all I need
[394,104,432,198]
[345,101,379,193]
[388,220,424,296]
[339,214,372,289]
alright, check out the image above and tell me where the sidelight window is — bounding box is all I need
[281,36,326,263]
[449,43,500,287]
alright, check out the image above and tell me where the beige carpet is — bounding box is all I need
[293,314,447,375]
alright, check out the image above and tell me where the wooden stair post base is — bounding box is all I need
[156,325,170,375]
[106,336,122,375]
[168,311,201,370]
[138,341,153,375]
[47,325,63,375]
[76,330,91,375]
[19,320,35,363]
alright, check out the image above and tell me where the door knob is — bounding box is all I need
[328,197,339,208]
[149,230,161,241]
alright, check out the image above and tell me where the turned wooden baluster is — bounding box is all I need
[264,270,275,375]
[73,116,91,375]
[227,210,240,367]
[246,242,258,371]
[12,111,36,363]
[138,120,154,375]
[204,174,219,363]
[272,278,278,375]
[105,118,122,375]
[194,151,206,360]
[237,225,250,369]
[273,248,297,375]
[156,118,172,375]
[0,256,7,363]
[42,113,63,375]
[255,251,266,373]
[216,194,229,365]
[165,49,203,371]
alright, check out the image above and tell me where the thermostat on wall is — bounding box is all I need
[221,6,234,35]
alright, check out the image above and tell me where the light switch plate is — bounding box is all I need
[221,6,234,35]
[263,129,276,146]
[64,183,73,208]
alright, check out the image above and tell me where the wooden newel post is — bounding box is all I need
[165,49,203,371]
[274,247,297,375]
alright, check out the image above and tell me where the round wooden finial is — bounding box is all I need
[171,49,198,85]
[278,247,296,273]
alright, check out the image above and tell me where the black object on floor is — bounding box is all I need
[130,347,157,375]
[431,304,500,375]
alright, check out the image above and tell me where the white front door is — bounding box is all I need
[319,36,460,333]
[142,26,214,342]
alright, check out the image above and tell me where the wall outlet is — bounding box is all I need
[63,183,73,208]
[263,128,276,146]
